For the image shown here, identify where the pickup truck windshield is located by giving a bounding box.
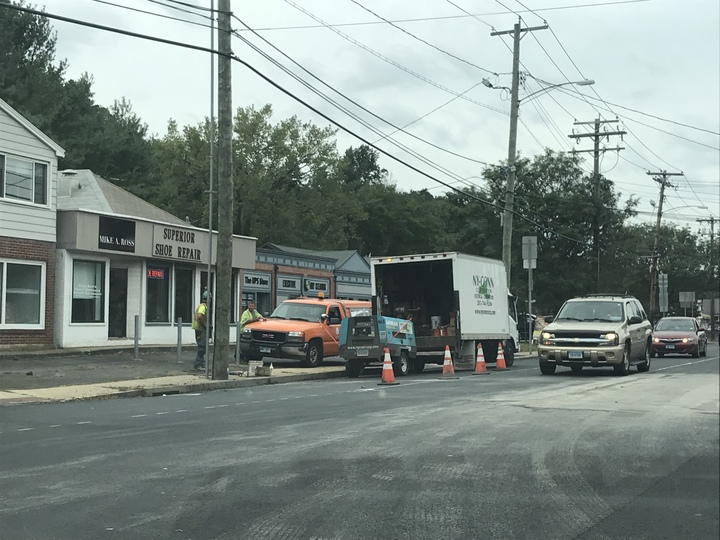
[270,302,327,322]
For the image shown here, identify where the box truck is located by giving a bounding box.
[371,252,519,372]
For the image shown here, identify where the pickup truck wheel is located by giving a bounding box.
[539,360,556,375]
[393,351,410,376]
[614,345,630,376]
[411,360,425,374]
[346,359,363,378]
[303,340,323,368]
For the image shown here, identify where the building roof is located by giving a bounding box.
[263,244,369,272]
[57,169,187,226]
[0,97,65,157]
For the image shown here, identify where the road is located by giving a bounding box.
[1,346,718,540]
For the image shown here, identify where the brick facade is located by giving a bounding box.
[0,236,55,347]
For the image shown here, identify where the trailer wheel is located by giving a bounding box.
[346,359,364,378]
[393,351,410,376]
[411,360,425,374]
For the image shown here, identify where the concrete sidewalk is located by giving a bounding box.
[0,345,535,405]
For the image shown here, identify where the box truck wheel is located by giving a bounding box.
[504,340,515,367]
[393,351,410,376]
[346,359,364,378]
[303,339,323,367]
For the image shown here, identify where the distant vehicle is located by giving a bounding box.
[651,317,708,358]
[339,315,417,377]
[239,298,371,367]
[537,294,652,376]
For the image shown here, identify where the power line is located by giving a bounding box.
[230,14,489,166]
[235,1,651,32]
[90,0,213,29]
[143,0,210,19]
[281,0,509,116]
[348,0,498,76]
[150,0,216,13]
[2,2,623,247]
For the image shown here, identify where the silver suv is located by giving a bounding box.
[537,294,652,376]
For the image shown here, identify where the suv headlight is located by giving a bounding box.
[600,332,619,345]
[287,331,305,342]
[541,332,554,340]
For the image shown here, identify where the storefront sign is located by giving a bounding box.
[277,275,301,292]
[152,225,202,262]
[305,279,329,293]
[243,272,271,291]
[98,216,136,253]
[147,268,166,279]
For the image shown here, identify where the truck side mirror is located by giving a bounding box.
[320,313,328,323]
[544,316,554,323]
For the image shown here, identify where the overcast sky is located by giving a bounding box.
[33,0,720,230]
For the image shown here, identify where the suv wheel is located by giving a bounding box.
[637,341,651,372]
[539,360,556,375]
[614,345,630,376]
[304,340,323,368]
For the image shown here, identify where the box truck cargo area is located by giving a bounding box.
[371,252,518,368]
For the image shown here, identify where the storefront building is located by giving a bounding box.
[0,98,65,348]
[55,170,256,348]
[244,244,371,315]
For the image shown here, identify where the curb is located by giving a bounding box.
[0,345,187,360]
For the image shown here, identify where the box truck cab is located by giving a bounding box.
[371,252,518,370]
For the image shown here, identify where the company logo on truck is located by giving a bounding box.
[473,275,494,299]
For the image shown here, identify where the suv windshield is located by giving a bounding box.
[269,302,326,322]
[555,300,624,323]
[655,319,694,332]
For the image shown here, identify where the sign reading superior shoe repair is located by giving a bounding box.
[152,225,203,262]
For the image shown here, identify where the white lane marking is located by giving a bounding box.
[654,356,719,372]
[252,400,262,404]
[77,421,92,425]
[217,404,229,408]
[175,410,188,413]
[131,414,147,418]
[49,425,62,428]
[293,396,303,399]
[156,412,169,415]
[308,394,319,398]
[265,399,276,403]
[205,406,217,409]
[18,428,33,432]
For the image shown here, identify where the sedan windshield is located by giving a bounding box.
[556,301,624,322]
[269,302,326,322]
[655,319,694,332]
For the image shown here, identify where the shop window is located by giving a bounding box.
[174,267,194,324]
[230,270,238,323]
[1,261,43,325]
[146,265,170,323]
[72,260,105,323]
[0,154,48,205]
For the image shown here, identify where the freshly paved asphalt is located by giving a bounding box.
[1,345,718,539]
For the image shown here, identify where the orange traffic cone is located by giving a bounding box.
[439,345,459,379]
[378,347,399,386]
[495,341,508,371]
[473,343,489,375]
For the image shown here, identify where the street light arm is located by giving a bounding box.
[521,79,595,104]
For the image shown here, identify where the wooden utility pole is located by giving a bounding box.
[213,0,233,380]
[697,216,717,341]
[568,119,625,292]
[646,171,683,321]
[491,20,547,285]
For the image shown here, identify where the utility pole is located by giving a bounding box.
[491,19,547,285]
[213,0,234,380]
[647,171,683,321]
[568,119,625,292]
[204,0,216,380]
[697,216,717,341]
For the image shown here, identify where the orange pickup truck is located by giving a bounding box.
[239,297,371,367]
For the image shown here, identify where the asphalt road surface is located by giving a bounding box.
[2,346,718,540]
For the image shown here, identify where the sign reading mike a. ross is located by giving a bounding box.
[98,216,136,253]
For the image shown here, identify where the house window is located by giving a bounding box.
[0,260,44,326]
[174,267,194,324]
[72,260,105,323]
[0,154,48,205]
[146,265,171,323]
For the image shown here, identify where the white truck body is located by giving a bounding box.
[371,252,519,366]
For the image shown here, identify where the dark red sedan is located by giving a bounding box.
[651,317,708,358]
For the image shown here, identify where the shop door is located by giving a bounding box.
[108,268,128,338]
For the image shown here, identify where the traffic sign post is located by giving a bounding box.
[522,236,537,350]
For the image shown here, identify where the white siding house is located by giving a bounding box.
[0,98,65,348]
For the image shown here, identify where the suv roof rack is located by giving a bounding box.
[576,293,634,298]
